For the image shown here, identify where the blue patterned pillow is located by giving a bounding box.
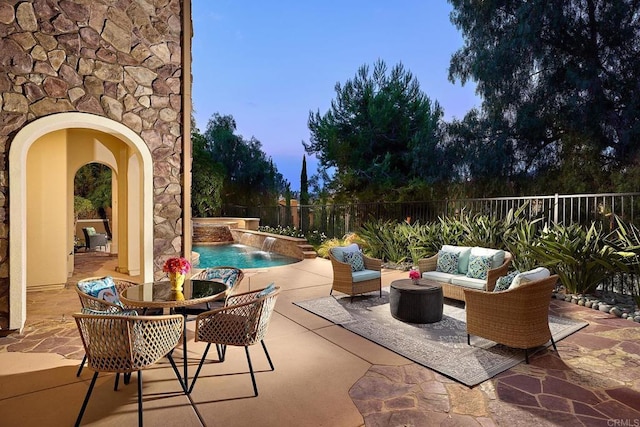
[77,276,123,307]
[343,251,365,272]
[466,255,492,280]
[256,283,277,298]
[204,268,241,289]
[436,250,459,274]
[494,271,520,292]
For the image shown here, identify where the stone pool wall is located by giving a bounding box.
[191,218,316,260]
[230,229,309,260]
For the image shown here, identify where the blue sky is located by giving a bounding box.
[191,1,479,191]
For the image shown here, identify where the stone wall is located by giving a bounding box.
[0,0,187,327]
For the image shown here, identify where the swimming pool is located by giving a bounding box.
[193,243,300,269]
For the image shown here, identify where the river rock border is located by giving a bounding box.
[552,290,640,322]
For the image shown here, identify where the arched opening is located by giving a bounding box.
[9,112,154,331]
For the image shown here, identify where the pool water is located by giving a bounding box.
[193,243,300,269]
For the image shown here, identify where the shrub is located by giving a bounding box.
[528,223,626,294]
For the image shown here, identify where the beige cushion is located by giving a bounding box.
[509,267,551,289]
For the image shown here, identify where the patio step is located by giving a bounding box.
[298,243,317,259]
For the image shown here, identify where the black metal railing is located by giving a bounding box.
[225,192,640,238]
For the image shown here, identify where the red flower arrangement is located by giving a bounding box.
[409,267,420,280]
[163,257,191,275]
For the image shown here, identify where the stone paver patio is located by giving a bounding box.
[0,251,639,426]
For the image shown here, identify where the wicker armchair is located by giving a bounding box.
[82,227,108,251]
[74,277,141,377]
[189,286,280,396]
[75,277,139,312]
[73,313,184,427]
[464,275,559,363]
[329,245,382,301]
[182,266,245,315]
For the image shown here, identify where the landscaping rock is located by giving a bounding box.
[598,304,612,313]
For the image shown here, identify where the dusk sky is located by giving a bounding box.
[191,1,480,191]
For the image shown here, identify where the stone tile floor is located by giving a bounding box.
[1,252,640,426]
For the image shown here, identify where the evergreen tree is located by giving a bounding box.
[300,155,310,232]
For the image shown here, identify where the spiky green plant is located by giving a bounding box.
[528,222,626,294]
[501,203,545,271]
[603,215,640,305]
[459,213,506,249]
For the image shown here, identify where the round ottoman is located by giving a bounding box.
[389,279,443,323]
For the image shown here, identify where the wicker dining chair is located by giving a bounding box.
[181,266,245,315]
[73,313,185,427]
[464,275,559,363]
[189,285,280,396]
[74,277,143,377]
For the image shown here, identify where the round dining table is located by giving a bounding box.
[120,279,228,392]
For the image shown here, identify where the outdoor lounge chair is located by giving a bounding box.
[329,244,382,301]
[82,227,108,251]
[464,274,559,363]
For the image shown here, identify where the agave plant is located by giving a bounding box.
[528,222,626,294]
[459,212,507,249]
[501,203,546,271]
[603,215,640,305]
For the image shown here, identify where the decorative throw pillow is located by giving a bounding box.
[343,250,365,272]
[77,276,123,307]
[494,271,520,292]
[85,227,96,236]
[509,267,551,289]
[436,250,459,274]
[256,283,277,298]
[204,268,240,289]
[466,255,492,280]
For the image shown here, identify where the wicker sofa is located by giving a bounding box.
[417,245,512,302]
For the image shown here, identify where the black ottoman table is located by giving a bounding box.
[389,279,443,323]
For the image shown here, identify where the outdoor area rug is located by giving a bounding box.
[294,288,588,387]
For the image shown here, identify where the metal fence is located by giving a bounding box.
[223,192,640,238]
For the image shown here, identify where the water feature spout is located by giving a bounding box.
[261,236,277,253]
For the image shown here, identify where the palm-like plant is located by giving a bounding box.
[603,215,640,305]
[528,222,626,294]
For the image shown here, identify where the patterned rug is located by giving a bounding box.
[295,288,588,387]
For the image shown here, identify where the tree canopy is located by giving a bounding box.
[191,122,224,217]
[201,113,287,208]
[448,0,640,193]
[305,60,445,201]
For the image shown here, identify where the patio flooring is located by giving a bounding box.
[0,251,639,426]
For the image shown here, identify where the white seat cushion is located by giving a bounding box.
[422,271,456,284]
[450,276,486,290]
[509,267,551,289]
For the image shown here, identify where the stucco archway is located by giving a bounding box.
[8,112,154,331]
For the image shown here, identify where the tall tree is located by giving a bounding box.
[191,123,224,217]
[204,113,286,207]
[305,60,445,201]
[300,155,310,231]
[448,0,640,190]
